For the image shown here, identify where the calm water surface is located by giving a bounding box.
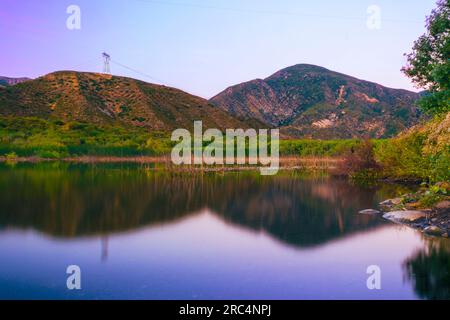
[0,163,449,300]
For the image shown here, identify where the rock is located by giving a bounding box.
[434,200,450,210]
[359,209,380,215]
[382,210,428,223]
[423,225,443,236]
[379,197,402,207]
[405,202,420,209]
[379,199,392,206]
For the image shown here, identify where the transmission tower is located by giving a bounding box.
[102,52,111,74]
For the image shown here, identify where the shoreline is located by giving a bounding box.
[363,187,450,238]
[0,156,432,183]
[0,155,343,171]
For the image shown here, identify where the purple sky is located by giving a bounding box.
[0,0,437,98]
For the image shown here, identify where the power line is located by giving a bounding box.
[132,0,423,24]
[110,59,174,86]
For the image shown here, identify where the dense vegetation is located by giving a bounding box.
[402,0,449,115]
[280,139,363,157]
[328,113,449,184]
[0,117,173,158]
[375,113,449,183]
[0,116,374,159]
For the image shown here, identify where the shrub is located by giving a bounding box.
[279,139,360,157]
[375,132,427,180]
[145,137,173,156]
[375,114,449,183]
[36,150,64,159]
[5,151,18,161]
[336,139,380,179]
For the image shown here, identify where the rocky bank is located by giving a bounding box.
[360,184,450,238]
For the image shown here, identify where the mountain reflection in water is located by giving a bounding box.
[0,163,449,299]
[0,163,408,247]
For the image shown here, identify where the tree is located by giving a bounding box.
[402,0,450,115]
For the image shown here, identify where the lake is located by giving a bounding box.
[0,163,449,300]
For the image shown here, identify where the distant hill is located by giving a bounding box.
[0,71,246,131]
[0,68,425,138]
[0,76,31,87]
[210,64,423,138]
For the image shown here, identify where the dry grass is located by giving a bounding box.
[0,155,343,172]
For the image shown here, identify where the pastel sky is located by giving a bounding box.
[0,0,437,98]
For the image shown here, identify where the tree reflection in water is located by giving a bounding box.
[404,236,450,300]
[0,163,415,248]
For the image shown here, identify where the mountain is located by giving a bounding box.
[210,64,423,138]
[0,76,31,87]
[0,71,246,131]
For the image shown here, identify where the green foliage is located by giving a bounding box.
[145,137,173,156]
[5,152,18,161]
[417,183,448,208]
[402,0,450,114]
[375,126,449,183]
[418,89,450,115]
[4,151,18,167]
[279,139,360,157]
[430,182,449,195]
[0,118,369,159]
[0,117,172,157]
[375,132,427,179]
